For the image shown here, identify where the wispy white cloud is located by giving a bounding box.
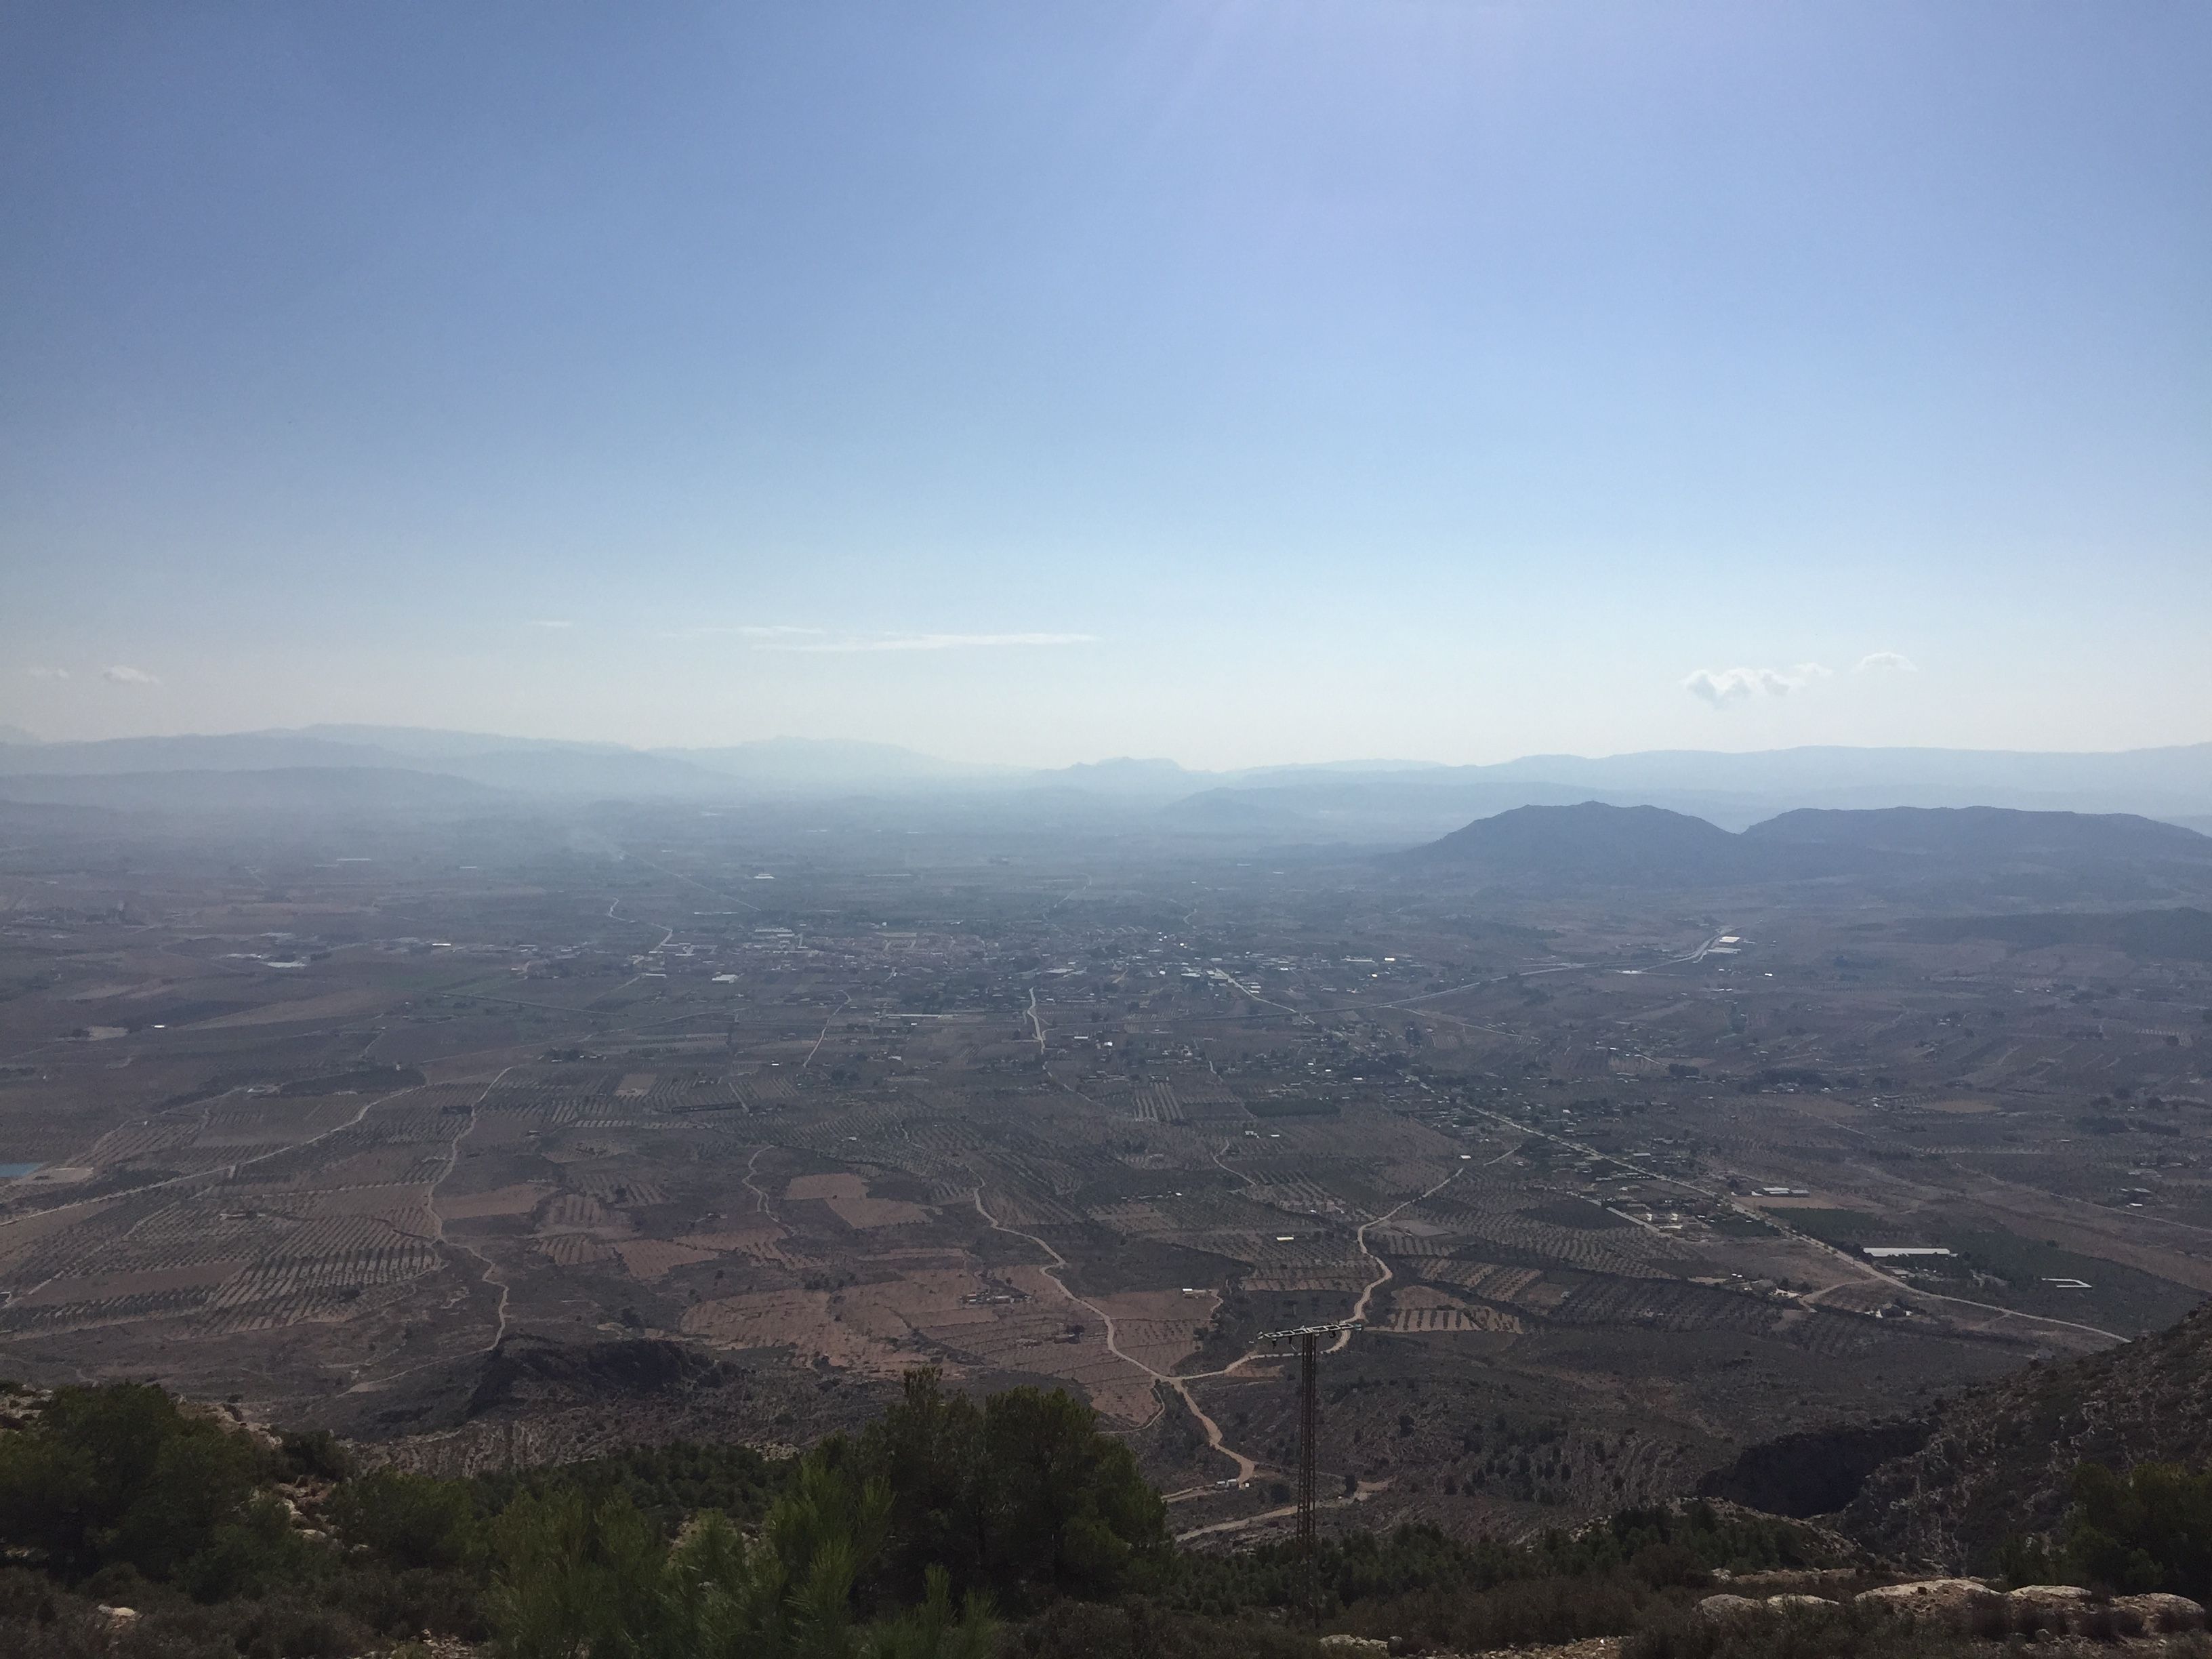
[24,666,69,680]
[1856,650,1917,673]
[101,665,160,686]
[1682,663,1830,705]
[764,631,1095,654]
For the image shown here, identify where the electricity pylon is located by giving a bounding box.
[1258,1319,1362,1622]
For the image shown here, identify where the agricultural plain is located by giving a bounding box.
[2,800,2208,1542]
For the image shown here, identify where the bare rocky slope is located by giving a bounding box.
[1832,1300,2212,1571]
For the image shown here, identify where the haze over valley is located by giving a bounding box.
[5,3,2211,1654]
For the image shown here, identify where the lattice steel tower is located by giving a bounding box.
[1258,1319,1361,1620]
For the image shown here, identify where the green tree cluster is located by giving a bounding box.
[2003,1461,2212,1601]
[0,1372,1882,1659]
[831,1368,1168,1611]
[0,1383,304,1598]
[476,1370,1164,1658]
[487,1454,993,1659]
[327,1467,480,1570]
[479,1372,1165,1658]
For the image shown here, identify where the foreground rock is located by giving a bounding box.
[1847,1577,2207,1637]
[1854,1578,1993,1626]
[2115,1593,2211,1633]
[1693,1593,1765,1622]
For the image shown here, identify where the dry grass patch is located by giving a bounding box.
[616,1239,720,1280]
[783,1172,930,1228]
[1093,1288,1217,1373]
[195,989,399,1027]
[12,1259,248,1306]
[682,1286,898,1371]
[539,1234,619,1267]
[1381,1284,1523,1333]
[541,1192,626,1233]
[678,1225,796,1264]
[438,1182,552,1220]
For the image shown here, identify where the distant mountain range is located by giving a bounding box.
[1160,743,2212,838]
[0,725,2207,840]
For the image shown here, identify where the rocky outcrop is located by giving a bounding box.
[1844,1578,2208,1637]
[1834,1300,2212,1571]
[1853,1578,1994,1628]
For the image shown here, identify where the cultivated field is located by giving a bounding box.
[1,802,2207,1539]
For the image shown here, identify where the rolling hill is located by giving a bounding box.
[1402,801,1742,884]
[1403,801,2212,890]
[1743,805,2212,865]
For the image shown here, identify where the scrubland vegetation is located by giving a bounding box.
[0,1372,2204,1658]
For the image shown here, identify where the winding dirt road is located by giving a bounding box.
[968,1185,1258,1477]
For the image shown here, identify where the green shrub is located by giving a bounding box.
[470,1438,781,1536]
[0,1385,273,1586]
[838,1368,1168,1612]
[485,1486,666,1659]
[2062,1460,2212,1600]
[278,1431,356,1483]
[329,1469,479,1571]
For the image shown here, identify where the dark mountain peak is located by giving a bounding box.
[1404,800,2212,895]
[1406,800,1737,884]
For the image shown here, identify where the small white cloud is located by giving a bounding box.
[1681,664,1829,705]
[24,666,69,680]
[102,665,160,686]
[1856,651,1917,673]
[525,619,575,630]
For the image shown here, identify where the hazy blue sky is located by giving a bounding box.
[4,2,2207,766]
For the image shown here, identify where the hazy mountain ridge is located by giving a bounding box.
[1403,800,2212,892]
[1745,804,2212,861]
[659,737,1015,785]
[1174,742,2212,836]
[0,765,511,815]
[1,727,2208,832]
